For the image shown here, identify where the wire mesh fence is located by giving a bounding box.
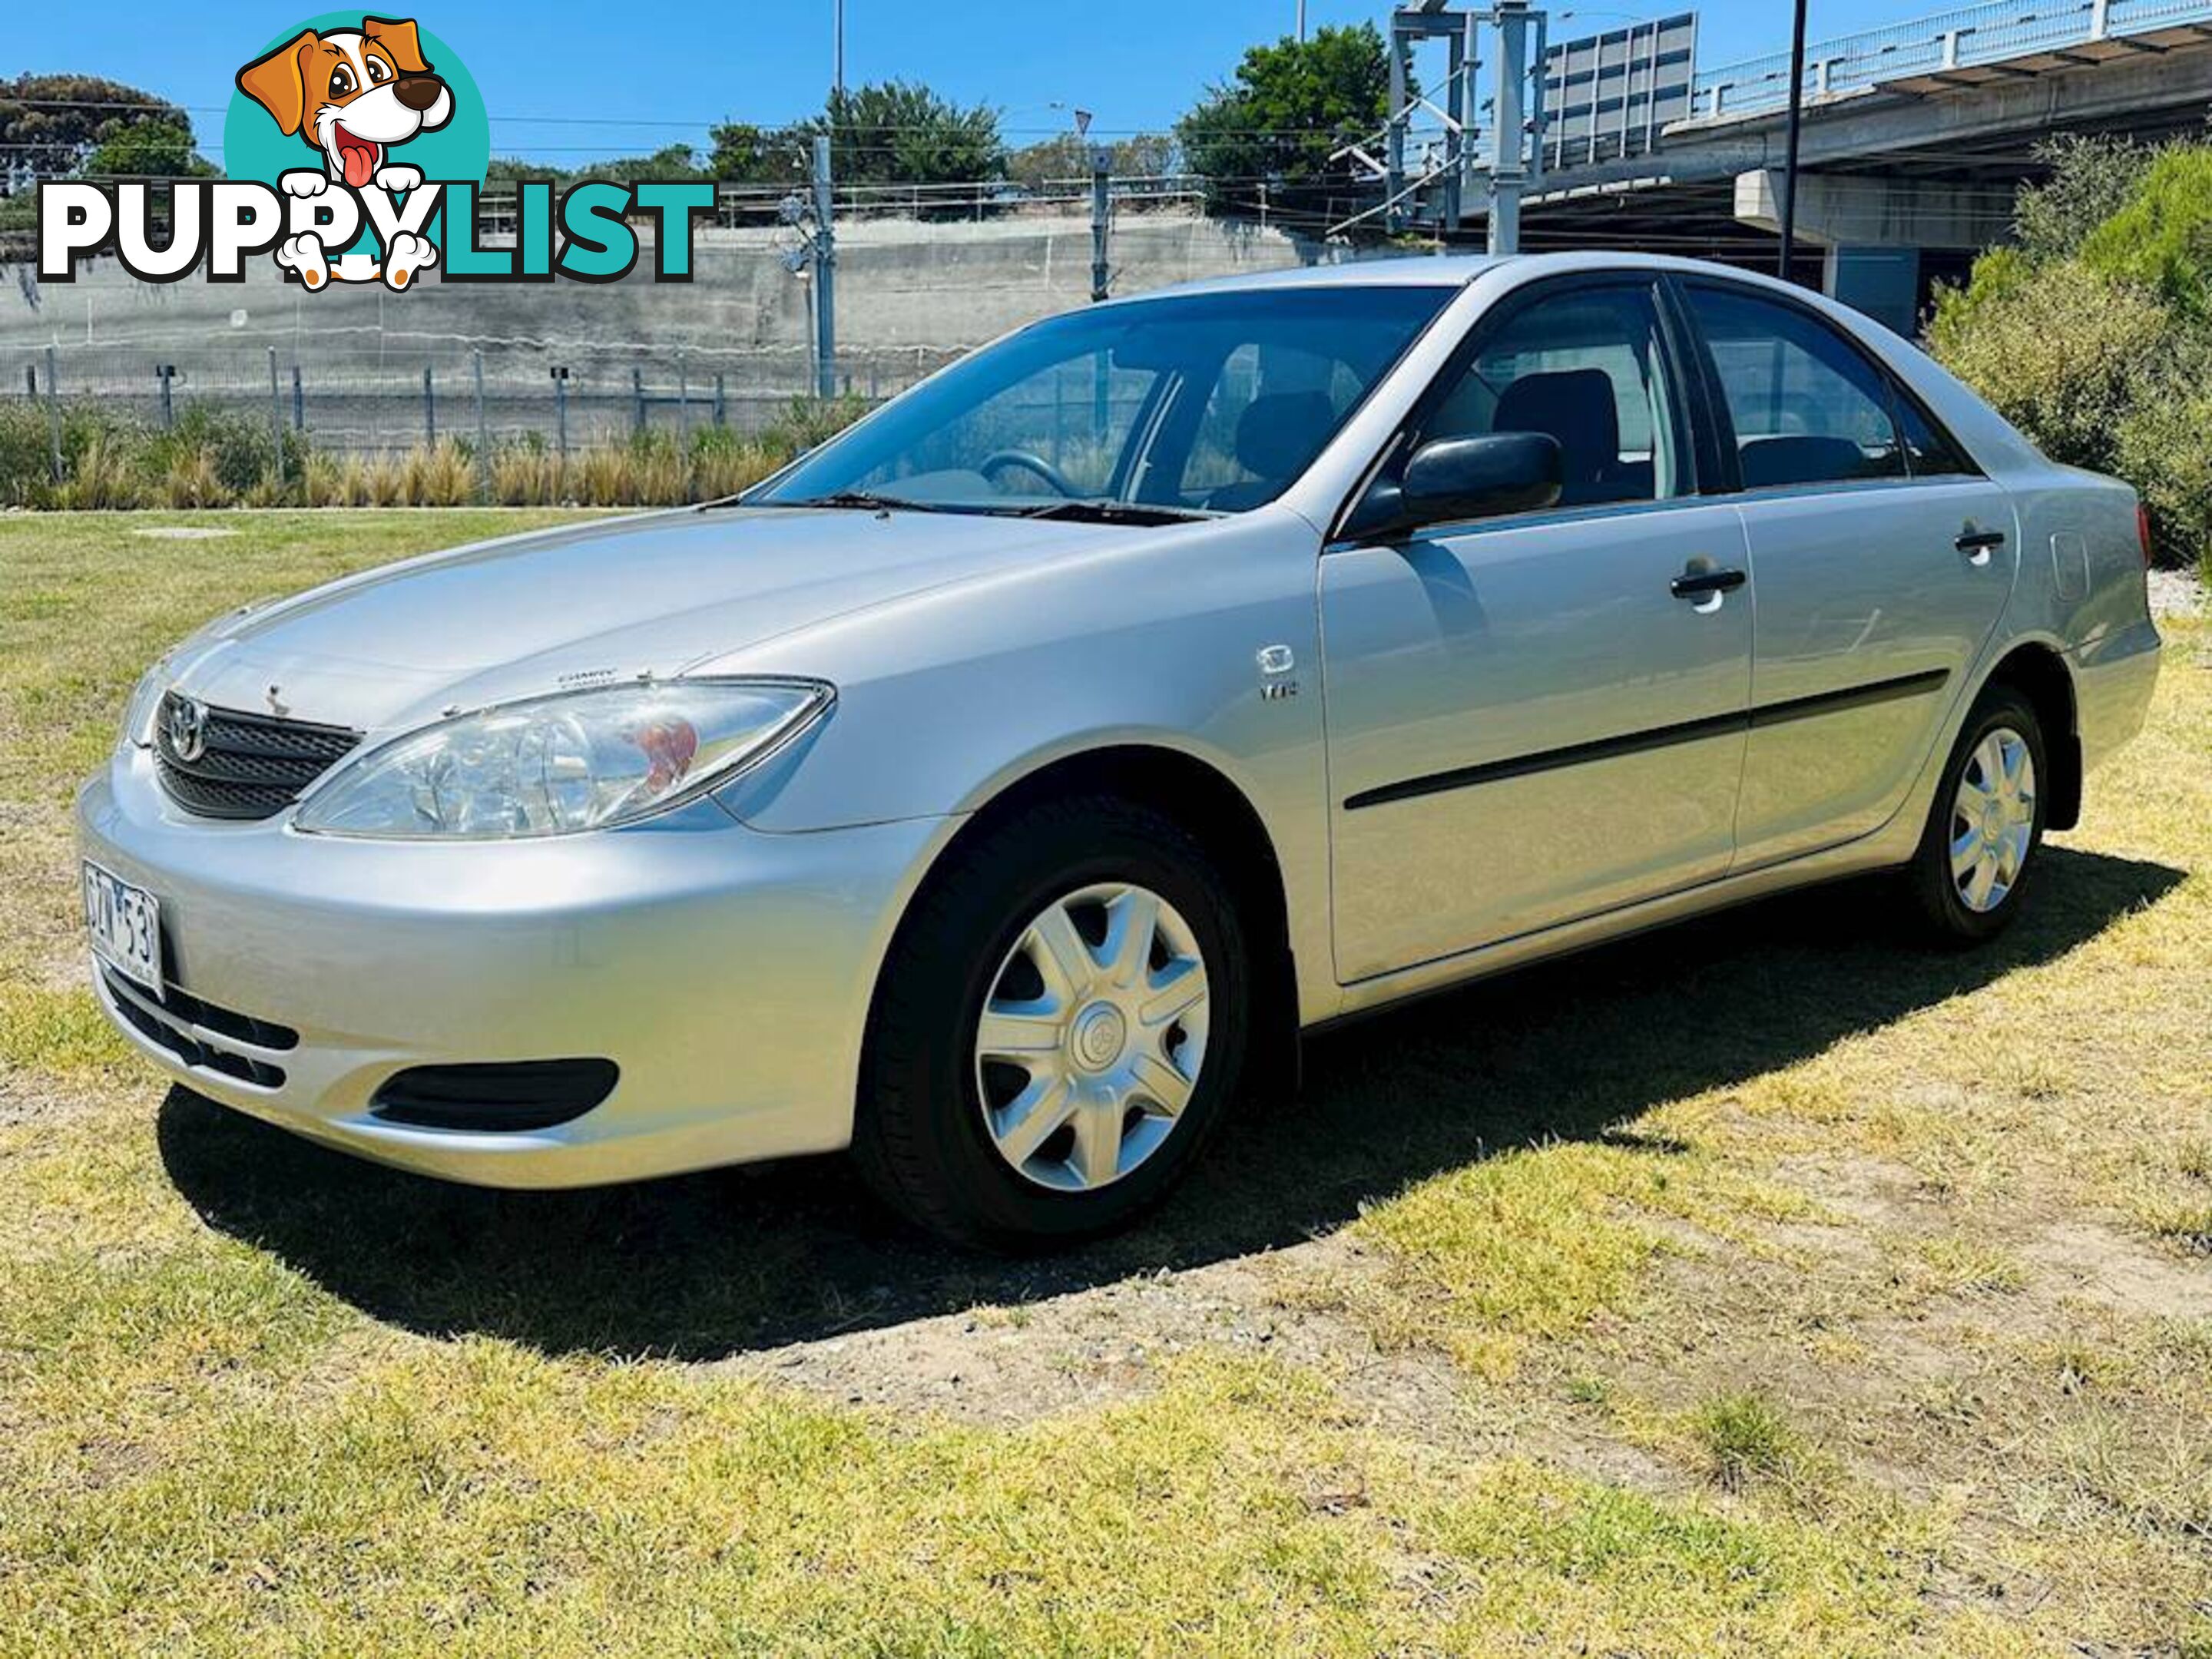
[4,336,946,463]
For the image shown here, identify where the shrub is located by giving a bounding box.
[364,453,409,508]
[399,439,478,507]
[0,392,872,512]
[58,433,144,509]
[303,451,346,508]
[691,424,785,499]
[0,401,56,506]
[489,437,563,506]
[1929,134,2212,567]
[143,404,283,500]
[1926,258,2170,481]
[761,392,873,455]
[2015,134,2154,263]
[2078,146,2212,315]
[161,444,224,509]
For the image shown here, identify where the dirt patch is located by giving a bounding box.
[717,1231,1482,1442]
[2022,1220,2212,1320]
[0,1070,103,1130]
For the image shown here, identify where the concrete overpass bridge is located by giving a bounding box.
[1514,0,2212,330]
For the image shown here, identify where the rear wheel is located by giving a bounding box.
[1906,684,2047,943]
[853,796,1253,1249]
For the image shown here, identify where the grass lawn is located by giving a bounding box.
[2,510,2208,1656]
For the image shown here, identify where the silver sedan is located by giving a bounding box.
[78,252,2163,1246]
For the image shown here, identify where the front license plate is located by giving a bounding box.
[82,861,162,997]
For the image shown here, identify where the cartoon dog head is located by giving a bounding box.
[237,17,454,190]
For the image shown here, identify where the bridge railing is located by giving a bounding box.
[1689,0,2212,120]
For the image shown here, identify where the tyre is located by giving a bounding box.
[853,794,1254,1249]
[1906,683,2048,944]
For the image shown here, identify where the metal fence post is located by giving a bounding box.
[266,347,284,485]
[472,349,489,497]
[1089,148,1112,303]
[631,366,645,437]
[677,348,689,457]
[157,364,176,431]
[713,373,726,428]
[423,365,436,446]
[813,133,837,400]
[44,346,63,485]
[551,366,569,459]
[290,366,304,432]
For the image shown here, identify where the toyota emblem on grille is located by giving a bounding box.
[165,697,209,763]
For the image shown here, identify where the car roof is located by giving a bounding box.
[1128,254,1509,302]
[1124,250,1836,305]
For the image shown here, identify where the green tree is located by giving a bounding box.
[821,81,1003,187]
[1,75,204,180]
[707,83,1002,198]
[485,156,562,183]
[79,118,214,178]
[706,121,810,187]
[1175,25,1397,223]
[486,144,707,187]
[1005,132,1177,194]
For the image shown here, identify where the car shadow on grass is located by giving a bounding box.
[161,846,2184,1362]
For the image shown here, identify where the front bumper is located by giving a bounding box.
[77,747,950,1187]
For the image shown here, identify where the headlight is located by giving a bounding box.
[120,661,173,751]
[293,677,833,840]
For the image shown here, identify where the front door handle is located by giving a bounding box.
[1670,568,1747,599]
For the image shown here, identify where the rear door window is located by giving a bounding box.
[1683,284,1906,489]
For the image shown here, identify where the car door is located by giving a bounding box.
[1320,276,1754,983]
[1674,280,2018,869]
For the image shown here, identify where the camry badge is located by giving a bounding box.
[165,696,209,763]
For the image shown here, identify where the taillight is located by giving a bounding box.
[2137,504,2154,568]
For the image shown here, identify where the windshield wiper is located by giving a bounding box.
[1016,499,1217,526]
[740,489,973,515]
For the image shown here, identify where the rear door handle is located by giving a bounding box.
[1955,528,2006,561]
[1670,568,1747,598]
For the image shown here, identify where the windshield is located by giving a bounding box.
[751,286,1455,518]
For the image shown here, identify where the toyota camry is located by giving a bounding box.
[79,252,2162,1246]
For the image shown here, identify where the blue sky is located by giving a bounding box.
[12,0,1922,167]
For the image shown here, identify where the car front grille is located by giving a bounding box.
[154,693,363,821]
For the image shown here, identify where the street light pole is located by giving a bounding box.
[1776,0,1809,282]
[833,0,845,105]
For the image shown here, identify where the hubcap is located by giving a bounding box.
[1949,725,2036,914]
[974,881,1210,1192]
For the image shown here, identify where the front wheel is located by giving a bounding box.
[1905,684,2048,943]
[853,796,1254,1249]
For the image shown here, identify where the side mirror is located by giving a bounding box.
[1344,431,1564,543]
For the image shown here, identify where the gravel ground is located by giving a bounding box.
[2149,565,2206,618]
